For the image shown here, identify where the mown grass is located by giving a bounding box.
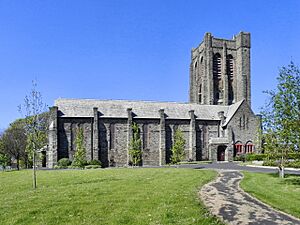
[241,172,300,218]
[0,168,222,225]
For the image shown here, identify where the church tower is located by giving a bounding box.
[189,32,251,106]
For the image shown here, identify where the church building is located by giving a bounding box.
[47,32,261,168]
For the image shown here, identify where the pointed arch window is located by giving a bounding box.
[234,141,243,155]
[110,123,115,150]
[227,55,234,104]
[198,84,202,104]
[245,141,254,153]
[213,53,222,104]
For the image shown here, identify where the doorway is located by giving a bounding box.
[217,146,226,161]
[41,151,47,167]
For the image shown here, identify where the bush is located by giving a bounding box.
[245,154,267,161]
[234,154,246,162]
[88,159,101,166]
[54,165,63,169]
[235,153,300,162]
[171,129,186,164]
[85,165,101,169]
[286,160,300,168]
[57,158,72,168]
[262,160,277,167]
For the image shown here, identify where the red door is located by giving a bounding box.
[217,146,226,161]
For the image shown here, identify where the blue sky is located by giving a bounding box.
[0,0,300,129]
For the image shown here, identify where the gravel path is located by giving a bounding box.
[200,170,300,225]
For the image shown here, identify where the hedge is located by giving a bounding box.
[234,153,300,162]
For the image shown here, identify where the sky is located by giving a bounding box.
[0,0,300,130]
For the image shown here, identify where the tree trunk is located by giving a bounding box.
[33,151,37,189]
[278,153,285,178]
[279,166,285,178]
[16,155,20,171]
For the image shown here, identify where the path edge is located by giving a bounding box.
[198,170,227,224]
[237,171,300,223]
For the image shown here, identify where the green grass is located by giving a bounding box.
[241,172,300,218]
[0,168,222,225]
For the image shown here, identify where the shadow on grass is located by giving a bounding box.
[266,173,300,186]
[282,174,300,186]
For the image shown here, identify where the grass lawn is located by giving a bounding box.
[0,168,222,225]
[241,172,300,218]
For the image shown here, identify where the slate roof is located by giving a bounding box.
[55,98,244,122]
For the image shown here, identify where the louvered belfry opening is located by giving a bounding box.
[227,55,234,104]
[213,53,222,105]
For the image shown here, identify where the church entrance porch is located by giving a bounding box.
[208,138,233,162]
[217,146,226,161]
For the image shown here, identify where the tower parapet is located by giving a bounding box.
[189,32,251,107]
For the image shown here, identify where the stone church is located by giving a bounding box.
[47,32,261,168]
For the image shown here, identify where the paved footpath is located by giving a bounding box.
[200,170,300,225]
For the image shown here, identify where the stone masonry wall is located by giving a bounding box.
[55,116,218,167]
[227,101,260,152]
[57,117,93,161]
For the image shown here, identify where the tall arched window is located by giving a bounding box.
[198,56,204,104]
[213,53,222,104]
[198,84,202,104]
[227,55,234,104]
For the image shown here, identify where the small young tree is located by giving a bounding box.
[71,128,86,168]
[171,129,186,164]
[19,81,48,188]
[129,123,142,166]
[261,62,300,178]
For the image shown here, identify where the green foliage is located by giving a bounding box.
[171,129,186,164]
[0,137,9,170]
[88,159,102,166]
[0,152,9,170]
[84,165,101,169]
[242,153,300,161]
[286,160,300,168]
[0,120,27,170]
[234,154,246,162]
[129,123,142,166]
[71,128,87,168]
[53,165,62,169]
[261,62,300,174]
[57,158,72,168]
[262,160,277,167]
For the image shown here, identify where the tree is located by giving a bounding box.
[0,137,10,171]
[1,120,27,170]
[171,129,186,164]
[129,123,142,166]
[261,62,300,178]
[71,128,87,168]
[19,81,48,188]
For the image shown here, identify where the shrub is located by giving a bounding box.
[234,154,246,162]
[171,129,186,164]
[245,154,266,161]
[57,158,72,168]
[54,165,63,169]
[236,153,300,162]
[85,165,101,169]
[262,160,277,167]
[129,123,142,166]
[71,128,87,168]
[286,160,300,168]
[88,159,101,166]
